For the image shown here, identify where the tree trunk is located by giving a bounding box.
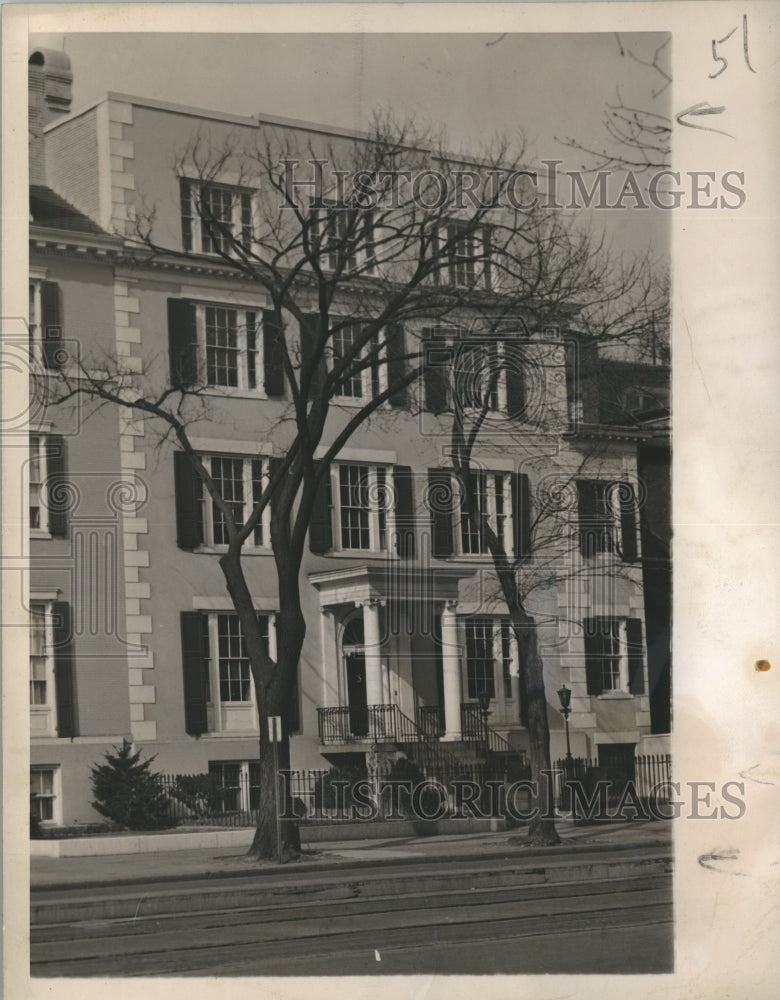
[219,550,304,862]
[517,623,560,846]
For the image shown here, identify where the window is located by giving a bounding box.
[424,331,524,418]
[583,616,645,696]
[310,202,375,273]
[199,305,259,391]
[29,436,47,532]
[204,455,269,547]
[180,180,252,255]
[334,464,392,552]
[457,471,512,555]
[30,602,56,735]
[464,619,517,703]
[29,278,64,371]
[330,322,386,402]
[208,760,261,812]
[576,479,638,562]
[199,612,271,732]
[28,435,67,537]
[30,767,58,823]
[453,341,505,413]
[442,222,492,290]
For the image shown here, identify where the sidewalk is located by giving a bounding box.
[31,819,672,890]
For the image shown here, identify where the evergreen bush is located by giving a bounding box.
[90,740,176,830]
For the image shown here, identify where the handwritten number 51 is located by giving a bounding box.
[709,14,757,78]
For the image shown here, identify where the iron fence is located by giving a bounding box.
[553,753,673,815]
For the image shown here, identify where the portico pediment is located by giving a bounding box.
[309,563,475,609]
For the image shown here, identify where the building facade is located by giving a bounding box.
[28,49,668,827]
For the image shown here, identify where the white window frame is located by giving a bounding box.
[579,480,629,558]
[310,201,375,274]
[455,470,513,556]
[443,222,492,290]
[331,463,395,553]
[29,276,44,366]
[207,759,261,812]
[30,600,57,736]
[180,179,254,256]
[30,765,62,825]
[202,454,271,549]
[330,321,387,405]
[194,303,264,395]
[29,434,49,536]
[453,340,507,414]
[597,618,631,694]
[202,611,276,734]
[463,618,519,716]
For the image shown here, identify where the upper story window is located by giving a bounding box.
[453,341,506,413]
[174,450,271,551]
[576,479,639,562]
[457,470,513,556]
[29,278,65,372]
[30,601,56,735]
[202,305,258,390]
[310,202,375,274]
[29,434,67,538]
[330,322,388,403]
[583,616,645,696]
[423,330,525,419]
[438,222,492,290]
[335,464,392,552]
[180,180,253,255]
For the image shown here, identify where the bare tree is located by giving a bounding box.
[40,112,663,858]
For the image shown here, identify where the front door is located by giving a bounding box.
[346,652,368,737]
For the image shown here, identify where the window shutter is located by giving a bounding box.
[180,611,208,736]
[576,480,601,557]
[309,461,332,554]
[370,331,381,400]
[45,435,68,537]
[267,456,282,519]
[40,282,64,371]
[262,310,285,397]
[619,484,639,563]
[482,227,493,291]
[428,468,454,557]
[393,465,415,558]
[583,619,604,696]
[626,618,645,694]
[423,328,449,413]
[301,313,327,397]
[505,342,526,420]
[174,451,204,549]
[511,472,532,558]
[387,323,407,408]
[52,600,77,737]
[167,298,198,387]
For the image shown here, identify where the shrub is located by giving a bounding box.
[90,740,176,830]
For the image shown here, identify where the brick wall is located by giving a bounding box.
[46,111,100,222]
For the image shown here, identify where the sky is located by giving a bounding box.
[31,31,671,258]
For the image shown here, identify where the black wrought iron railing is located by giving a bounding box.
[460,703,515,755]
[417,704,445,737]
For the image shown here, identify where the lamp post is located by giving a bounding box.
[557,684,573,761]
[477,688,491,752]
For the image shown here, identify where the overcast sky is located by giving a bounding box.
[31,31,670,257]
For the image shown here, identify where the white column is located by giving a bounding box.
[440,600,462,740]
[510,631,521,708]
[361,599,385,707]
[268,613,278,663]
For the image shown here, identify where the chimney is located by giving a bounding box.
[29,49,72,186]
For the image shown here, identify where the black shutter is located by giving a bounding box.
[576,480,601,557]
[174,451,204,549]
[52,600,77,737]
[511,472,532,559]
[387,323,407,408]
[505,341,526,420]
[301,313,326,397]
[268,456,283,518]
[167,298,198,387]
[626,618,645,694]
[393,465,415,558]
[619,484,639,563]
[309,461,332,553]
[482,227,493,291]
[180,611,208,736]
[370,330,381,400]
[583,619,604,696]
[423,328,449,413]
[45,435,68,537]
[262,310,285,396]
[428,468,454,557]
[40,282,64,371]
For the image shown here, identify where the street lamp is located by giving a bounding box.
[557,684,573,761]
[477,688,491,751]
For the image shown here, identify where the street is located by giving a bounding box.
[31,843,673,975]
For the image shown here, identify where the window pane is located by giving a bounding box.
[333,324,363,398]
[339,465,370,549]
[210,456,244,543]
[217,614,251,702]
[466,619,496,699]
[205,307,240,387]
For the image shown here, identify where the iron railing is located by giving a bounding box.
[460,703,515,755]
[553,754,673,813]
[417,704,444,738]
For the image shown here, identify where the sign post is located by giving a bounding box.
[268,715,283,864]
